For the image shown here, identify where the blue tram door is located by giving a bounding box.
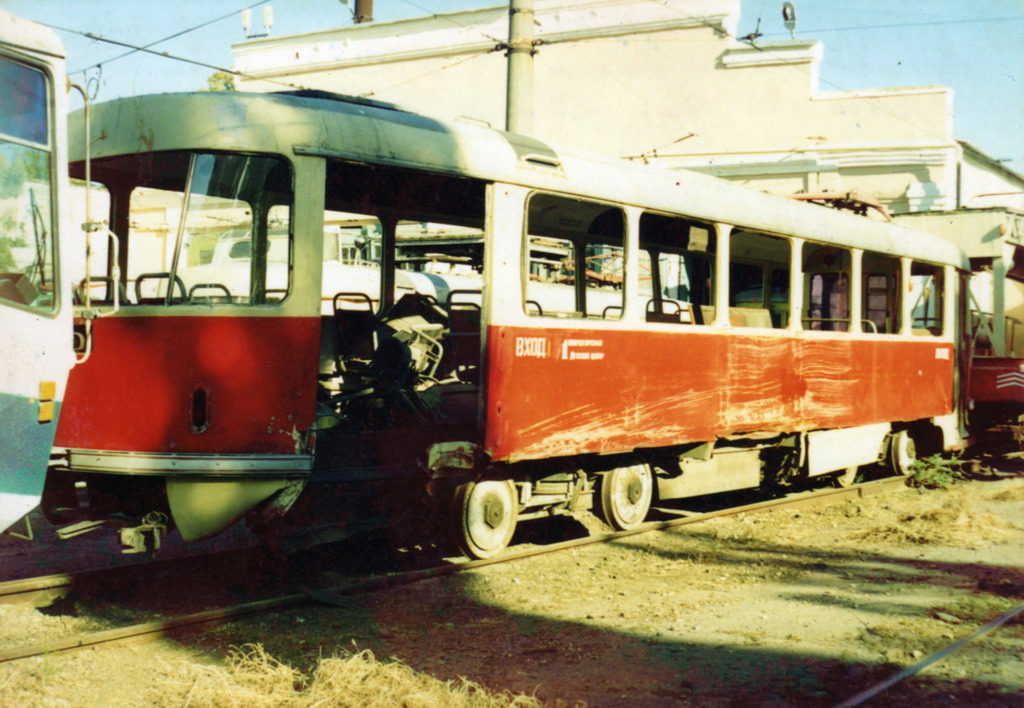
[0,13,75,534]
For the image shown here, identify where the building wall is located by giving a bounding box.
[233,0,1020,215]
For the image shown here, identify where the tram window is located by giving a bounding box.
[324,159,486,315]
[524,193,624,319]
[729,231,790,329]
[0,58,56,312]
[323,210,383,314]
[862,253,901,334]
[67,179,114,304]
[639,212,714,324]
[0,57,47,144]
[803,243,851,332]
[525,235,577,316]
[395,220,484,308]
[911,262,944,336]
[79,151,294,306]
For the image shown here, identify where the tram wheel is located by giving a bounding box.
[451,479,518,559]
[888,430,917,476]
[833,466,859,488]
[598,463,653,530]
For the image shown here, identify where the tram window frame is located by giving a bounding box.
[638,211,715,325]
[862,252,901,335]
[729,231,791,329]
[75,151,295,308]
[394,219,484,307]
[523,193,626,320]
[324,158,487,316]
[68,179,114,304]
[0,56,58,314]
[322,210,384,314]
[803,243,852,333]
[910,261,945,336]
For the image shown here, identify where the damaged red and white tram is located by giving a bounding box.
[45,90,970,558]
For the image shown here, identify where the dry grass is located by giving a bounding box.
[177,644,543,708]
[848,490,1018,547]
[984,484,1024,502]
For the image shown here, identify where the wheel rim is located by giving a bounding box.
[890,431,917,476]
[600,463,653,530]
[454,480,517,559]
[834,466,858,488]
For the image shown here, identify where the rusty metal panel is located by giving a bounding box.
[55,315,321,455]
[484,325,954,462]
[969,356,1024,403]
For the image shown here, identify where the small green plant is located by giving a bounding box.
[906,454,968,489]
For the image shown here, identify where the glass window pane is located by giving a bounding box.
[803,244,850,332]
[730,231,789,328]
[524,193,624,319]
[585,242,624,320]
[395,220,483,308]
[0,141,54,310]
[911,262,944,336]
[525,234,577,317]
[111,152,293,306]
[0,58,54,311]
[639,212,715,325]
[0,58,47,145]
[862,253,901,334]
[323,210,383,314]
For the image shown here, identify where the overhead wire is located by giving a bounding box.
[41,21,313,93]
[360,49,498,99]
[779,15,1024,35]
[53,0,508,104]
[391,0,506,45]
[68,0,272,76]
[37,1,1020,164]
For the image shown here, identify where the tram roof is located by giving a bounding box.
[0,10,65,59]
[71,90,967,269]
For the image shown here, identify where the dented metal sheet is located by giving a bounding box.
[485,325,955,462]
[56,316,321,455]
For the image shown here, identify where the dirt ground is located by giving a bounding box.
[1,461,1023,707]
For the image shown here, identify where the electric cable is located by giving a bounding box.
[69,0,273,76]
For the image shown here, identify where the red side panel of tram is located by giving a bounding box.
[55,316,321,454]
[969,357,1024,404]
[485,326,955,462]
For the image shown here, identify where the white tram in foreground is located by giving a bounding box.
[43,89,970,557]
[0,11,76,536]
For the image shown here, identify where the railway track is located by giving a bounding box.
[0,476,908,664]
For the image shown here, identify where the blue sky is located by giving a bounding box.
[3,0,1022,173]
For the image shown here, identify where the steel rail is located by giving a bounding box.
[833,602,1024,707]
[0,545,261,608]
[0,572,75,605]
[0,476,906,664]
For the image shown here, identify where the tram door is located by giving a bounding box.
[0,15,75,533]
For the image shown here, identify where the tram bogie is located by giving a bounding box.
[37,89,972,558]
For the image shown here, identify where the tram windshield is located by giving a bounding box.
[76,151,293,306]
[0,56,55,312]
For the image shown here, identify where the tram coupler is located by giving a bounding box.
[119,512,168,555]
[56,519,106,540]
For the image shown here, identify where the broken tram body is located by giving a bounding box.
[43,89,970,558]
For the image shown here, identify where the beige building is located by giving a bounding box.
[232,0,1023,215]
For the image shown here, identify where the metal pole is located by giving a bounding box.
[505,0,534,134]
[354,0,373,24]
